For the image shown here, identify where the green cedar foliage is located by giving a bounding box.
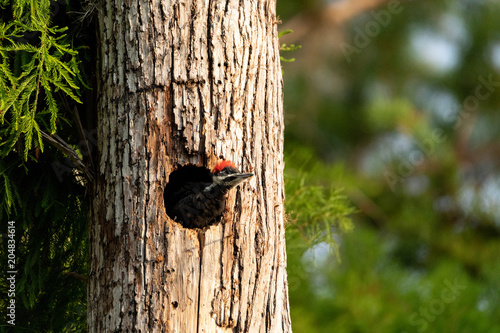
[0,0,90,331]
[0,0,84,160]
[285,151,354,263]
[284,149,355,314]
[279,29,302,63]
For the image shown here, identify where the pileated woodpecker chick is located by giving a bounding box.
[164,160,253,228]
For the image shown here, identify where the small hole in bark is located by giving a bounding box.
[172,301,179,308]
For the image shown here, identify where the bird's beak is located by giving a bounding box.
[237,173,254,179]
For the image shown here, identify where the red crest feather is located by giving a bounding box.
[213,160,236,173]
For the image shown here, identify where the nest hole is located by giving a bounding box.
[164,164,216,228]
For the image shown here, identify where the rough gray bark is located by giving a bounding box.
[88,0,291,331]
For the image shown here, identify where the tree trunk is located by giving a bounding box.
[88,0,291,332]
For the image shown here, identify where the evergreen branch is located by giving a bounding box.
[52,80,82,103]
[2,173,14,213]
[278,29,294,38]
[40,130,93,183]
[0,42,38,53]
[63,271,88,284]
[71,105,94,170]
[0,7,85,159]
[278,30,301,64]
[33,119,44,153]
[0,54,17,86]
[39,75,58,132]
[2,72,36,115]
[20,103,39,159]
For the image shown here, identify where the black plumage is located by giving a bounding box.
[164,163,253,228]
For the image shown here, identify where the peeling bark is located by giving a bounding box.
[89,0,291,331]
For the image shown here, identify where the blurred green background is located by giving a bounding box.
[279,0,500,332]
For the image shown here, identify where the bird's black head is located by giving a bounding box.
[213,161,253,188]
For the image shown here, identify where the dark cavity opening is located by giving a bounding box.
[164,164,217,229]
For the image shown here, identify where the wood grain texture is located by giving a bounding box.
[89,0,291,331]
